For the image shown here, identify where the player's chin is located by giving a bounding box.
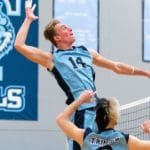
[72,38,75,43]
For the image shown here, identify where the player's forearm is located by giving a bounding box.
[132,67,150,77]
[114,63,150,77]
[14,18,32,49]
[56,100,81,131]
[114,63,134,75]
[58,99,82,121]
[56,91,95,134]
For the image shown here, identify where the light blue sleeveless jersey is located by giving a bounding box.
[50,46,97,110]
[82,128,129,150]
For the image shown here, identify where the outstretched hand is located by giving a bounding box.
[78,90,96,104]
[141,120,150,134]
[145,71,150,78]
[25,0,38,21]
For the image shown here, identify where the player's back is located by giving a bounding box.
[82,128,129,150]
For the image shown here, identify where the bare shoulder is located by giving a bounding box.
[87,48,98,56]
[30,47,54,69]
[44,50,54,70]
[87,48,103,59]
[87,48,104,65]
[128,135,145,150]
[46,50,53,59]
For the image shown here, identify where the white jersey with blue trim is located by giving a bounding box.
[82,128,129,150]
[50,46,97,110]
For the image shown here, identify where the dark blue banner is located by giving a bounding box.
[0,0,38,120]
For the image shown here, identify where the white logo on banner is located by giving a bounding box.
[0,86,25,112]
[4,0,21,16]
[0,1,25,112]
[0,2,15,60]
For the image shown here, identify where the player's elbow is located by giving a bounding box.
[14,44,20,51]
[14,41,24,51]
[56,113,68,128]
[56,113,63,126]
[113,62,123,74]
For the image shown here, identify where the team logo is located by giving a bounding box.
[0,1,25,112]
[0,2,15,60]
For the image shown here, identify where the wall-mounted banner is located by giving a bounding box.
[0,0,38,120]
[143,0,150,62]
[53,0,99,52]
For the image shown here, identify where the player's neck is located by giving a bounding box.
[57,43,73,50]
[106,123,115,129]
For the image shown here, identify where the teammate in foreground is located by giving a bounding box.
[56,90,150,150]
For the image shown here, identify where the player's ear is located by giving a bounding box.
[54,35,61,42]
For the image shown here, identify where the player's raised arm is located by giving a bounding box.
[89,49,150,78]
[56,91,96,146]
[14,0,53,69]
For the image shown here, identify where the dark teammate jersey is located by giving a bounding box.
[49,46,97,110]
[82,128,129,150]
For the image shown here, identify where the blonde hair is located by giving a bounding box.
[95,97,120,130]
[108,97,120,126]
